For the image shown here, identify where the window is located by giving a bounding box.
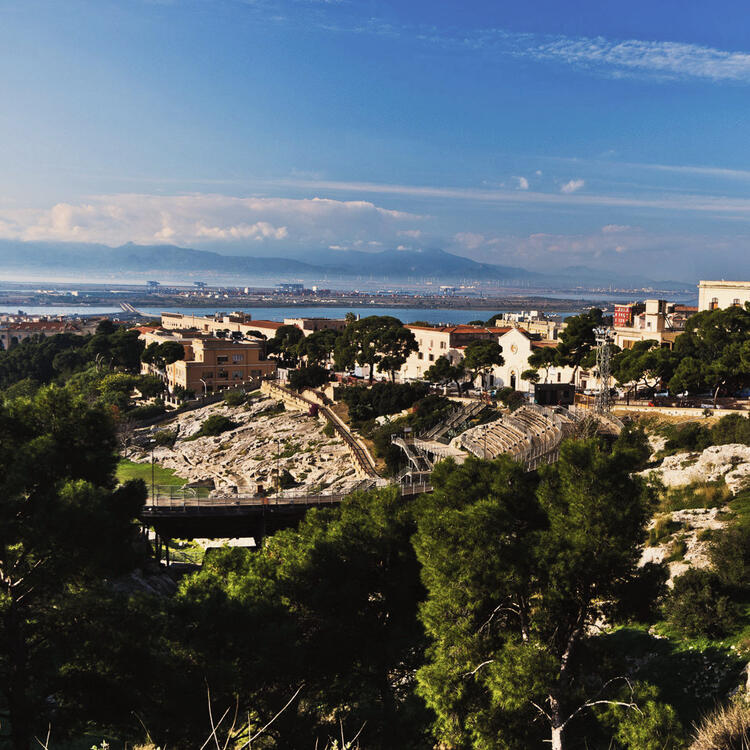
[440,341,446,349]
[217,355,229,364]
[218,370,228,379]
[202,371,214,379]
[734,298,741,306]
[429,354,434,361]
[557,372,561,382]
[711,298,719,310]
[233,371,243,379]
[418,352,423,360]
[232,353,244,362]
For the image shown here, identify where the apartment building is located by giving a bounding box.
[160,311,337,339]
[0,319,83,349]
[698,280,750,311]
[613,299,684,350]
[399,324,510,381]
[283,317,347,335]
[165,338,276,395]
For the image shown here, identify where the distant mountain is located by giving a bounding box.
[0,241,541,282]
[0,239,693,290]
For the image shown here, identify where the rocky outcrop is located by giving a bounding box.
[643,444,750,495]
[127,395,361,495]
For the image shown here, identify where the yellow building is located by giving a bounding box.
[166,338,276,395]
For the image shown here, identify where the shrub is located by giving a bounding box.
[496,386,525,412]
[649,516,680,546]
[338,382,429,425]
[689,700,750,749]
[187,414,239,440]
[127,401,166,421]
[710,413,750,446]
[666,536,687,562]
[709,522,750,591]
[665,569,740,639]
[662,421,711,454]
[153,429,177,447]
[288,365,330,392]
[222,390,247,407]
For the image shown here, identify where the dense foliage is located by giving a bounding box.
[338,381,429,425]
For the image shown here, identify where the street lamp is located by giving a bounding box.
[148,438,156,500]
[276,438,282,494]
[199,378,208,400]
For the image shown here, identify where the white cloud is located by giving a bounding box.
[0,193,424,250]
[601,224,632,233]
[516,176,529,190]
[560,179,585,194]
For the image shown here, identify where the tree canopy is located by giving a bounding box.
[424,354,466,392]
[334,316,417,383]
[414,431,660,750]
[462,339,504,387]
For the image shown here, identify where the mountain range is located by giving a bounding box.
[0,239,694,291]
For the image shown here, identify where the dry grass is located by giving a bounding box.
[690,700,750,749]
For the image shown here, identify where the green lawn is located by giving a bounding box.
[117,459,188,487]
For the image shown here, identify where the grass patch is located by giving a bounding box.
[667,536,688,562]
[117,459,188,487]
[649,516,682,546]
[660,481,732,512]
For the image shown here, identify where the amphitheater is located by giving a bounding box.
[456,404,581,469]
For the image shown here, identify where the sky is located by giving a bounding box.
[2,0,750,282]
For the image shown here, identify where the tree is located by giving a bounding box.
[424,355,466,392]
[288,364,330,392]
[414,434,654,750]
[296,329,339,365]
[0,386,146,749]
[612,340,674,401]
[527,345,558,383]
[269,325,305,364]
[521,368,540,384]
[172,487,429,748]
[462,339,504,388]
[550,308,604,383]
[666,305,750,405]
[335,316,417,384]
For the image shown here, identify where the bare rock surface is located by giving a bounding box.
[127,395,362,495]
[640,507,725,585]
[642,443,750,495]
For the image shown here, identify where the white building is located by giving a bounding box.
[487,328,578,393]
[698,281,750,312]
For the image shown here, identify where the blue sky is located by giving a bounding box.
[2,0,750,281]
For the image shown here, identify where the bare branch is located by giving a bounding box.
[463,659,495,678]
[240,683,304,749]
[530,700,552,722]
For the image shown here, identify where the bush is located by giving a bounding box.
[338,382,429,425]
[153,429,177,447]
[127,401,166,421]
[709,523,750,591]
[288,365,330,392]
[665,569,740,639]
[322,422,335,438]
[710,413,750,446]
[187,414,239,440]
[662,421,711,454]
[689,700,750,749]
[497,386,525,412]
[222,390,247,407]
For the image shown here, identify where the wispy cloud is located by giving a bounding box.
[272,177,750,218]
[262,0,750,85]
[560,179,584,194]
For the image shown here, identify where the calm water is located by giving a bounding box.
[2,304,581,325]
